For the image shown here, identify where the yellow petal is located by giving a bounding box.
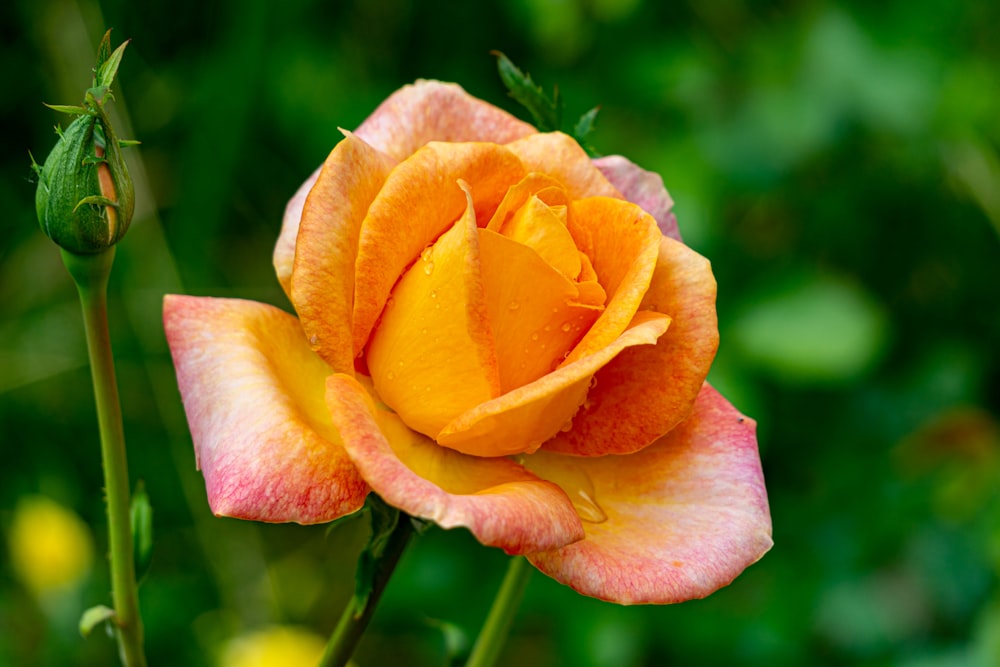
[367,185,501,438]
[543,236,718,455]
[501,196,580,280]
[479,228,602,393]
[485,172,567,232]
[163,295,368,523]
[353,142,526,354]
[563,197,662,366]
[290,132,398,372]
[326,374,585,554]
[437,312,670,457]
[505,132,621,200]
[593,154,681,241]
[355,80,537,161]
[526,385,772,604]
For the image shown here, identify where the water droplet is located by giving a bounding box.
[560,322,572,332]
[561,466,608,524]
[423,262,435,275]
[308,334,318,346]
[397,360,405,367]
[530,333,539,341]
[420,328,428,335]
[420,247,434,262]
[430,290,437,299]
[508,301,520,311]
[386,371,396,381]
[543,325,551,332]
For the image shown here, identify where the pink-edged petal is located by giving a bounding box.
[543,235,718,456]
[526,384,772,604]
[593,155,681,242]
[291,132,398,373]
[274,166,321,298]
[163,295,368,523]
[355,80,537,161]
[326,373,584,554]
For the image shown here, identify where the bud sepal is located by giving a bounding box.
[33,31,136,255]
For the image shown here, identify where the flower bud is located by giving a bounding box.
[32,31,135,255]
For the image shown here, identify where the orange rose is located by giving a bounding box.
[164,81,771,603]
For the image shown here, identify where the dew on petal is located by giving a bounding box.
[308,334,318,346]
[423,262,435,276]
[559,465,608,524]
[508,301,520,311]
[560,322,572,333]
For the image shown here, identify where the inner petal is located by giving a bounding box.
[367,184,500,438]
[500,196,580,281]
[479,228,603,393]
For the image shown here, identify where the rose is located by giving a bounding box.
[164,81,771,603]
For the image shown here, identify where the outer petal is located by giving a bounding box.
[526,385,772,604]
[352,142,526,353]
[163,295,368,523]
[291,132,398,372]
[274,166,321,298]
[355,80,537,161]
[593,155,681,242]
[543,235,718,456]
[506,132,621,200]
[437,312,670,457]
[326,373,584,554]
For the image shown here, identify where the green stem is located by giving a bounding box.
[63,248,147,667]
[318,514,414,667]
[465,556,532,667]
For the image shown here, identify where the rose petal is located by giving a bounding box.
[593,155,681,242]
[506,132,621,200]
[288,132,398,373]
[562,197,662,366]
[353,142,526,354]
[437,311,670,457]
[326,373,585,554]
[274,166,321,298]
[486,173,567,232]
[163,295,368,523]
[356,80,537,161]
[480,228,602,393]
[543,235,718,456]
[526,385,772,604]
[500,196,580,280]
[367,184,501,438]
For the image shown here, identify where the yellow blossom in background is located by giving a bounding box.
[220,626,327,667]
[8,495,93,596]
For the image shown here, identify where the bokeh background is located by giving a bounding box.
[2,0,999,665]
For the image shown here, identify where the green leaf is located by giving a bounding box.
[95,30,112,78]
[117,139,141,148]
[493,51,561,131]
[354,494,400,612]
[79,605,116,637]
[572,106,601,156]
[130,481,154,580]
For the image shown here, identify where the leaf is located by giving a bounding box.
[130,481,154,580]
[492,51,561,131]
[572,106,601,156]
[79,605,116,637]
[354,494,400,612]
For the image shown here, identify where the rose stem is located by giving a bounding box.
[62,247,147,667]
[465,555,533,667]
[318,514,414,667]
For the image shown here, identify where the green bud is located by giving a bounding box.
[33,31,136,255]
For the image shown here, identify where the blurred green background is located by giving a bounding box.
[2,0,999,665]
